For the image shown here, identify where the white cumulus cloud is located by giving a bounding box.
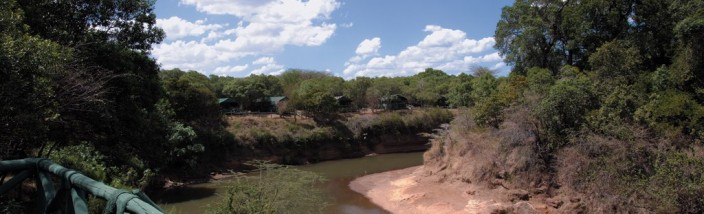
[153,0,341,76]
[156,17,224,40]
[355,37,381,56]
[250,57,285,75]
[343,25,503,78]
[213,64,250,76]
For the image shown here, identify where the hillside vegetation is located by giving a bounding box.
[223,108,452,165]
[424,0,704,212]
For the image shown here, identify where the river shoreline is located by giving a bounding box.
[349,166,551,214]
[350,166,471,214]
[156,152,426,213]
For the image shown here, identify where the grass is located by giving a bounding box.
[225,108,453,147]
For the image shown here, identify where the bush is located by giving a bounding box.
[586,86,644,139]
[635,90,704,140]
[526,67,554,94]
[207,161,327,214]
[473,96,504,128]
[650,151,704,213]
[536,76,596,147]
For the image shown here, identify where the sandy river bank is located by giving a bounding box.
[350,166,552,214]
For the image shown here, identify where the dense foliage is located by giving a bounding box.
[1,0,171,184]
[430,0,704,212]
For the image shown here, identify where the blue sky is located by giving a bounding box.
[152,0,514,78]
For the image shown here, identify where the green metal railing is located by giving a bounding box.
[0,158,165,214]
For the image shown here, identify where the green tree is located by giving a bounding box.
[291,77,343,116]
[343,77,372,109]
[223,74,283,111]
[1,0,169,187]
[536,76,597,145]
[495,0,568,74]
[526,67,554,95]
[470,72,498,103]
[588,40,642,85]
[278,69,331,98]
[448,81,473,108]
[0,7,71,158]
[496,0,637,74]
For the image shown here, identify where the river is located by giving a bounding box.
[155,152,424,214]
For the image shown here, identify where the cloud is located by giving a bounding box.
[153,40,230,71]
[156,16,224,40]
[153,0,341,76]
[213,64,250,76]
[355,37,381,55]
[250,57,285,75]
[179,0,269,17]
[343,25,502,78]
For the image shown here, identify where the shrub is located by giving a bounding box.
[650,151,704,213]
[634,90,704,140]
[586,86,644,140]
[526,67,554,94]
[207,161,327,214]
[536,76,596,148]
[473,96,504,128]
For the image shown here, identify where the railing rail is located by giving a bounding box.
[0,158,165,214]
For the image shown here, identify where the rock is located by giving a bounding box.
[512,201,538,214]
[570,197,581,203]
[509,189,531,202]
[489,204,512,214]
[466,190,476,195]
[491,179,509,189]
[533,185,548,194]
[560,201,587,214]
[497,170,508,179]
[545,197,564,208]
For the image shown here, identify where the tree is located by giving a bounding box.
[278,69,331,98]
[526,67,554,95]
[496,0,636,74]
[223,74,283,111]
[536,76,596,145]
[448,73,474,107]
[405,68,453,106]
[1,0,169,189]
[0,3,71,158]
[588,40,642,85]
[209,75,236,97]
[495,0,568,74]
[161,70,220,128]
[470,72,498,103]
[448,81,473,107]
[366,77,404,109]
[343,77,372,109]
[291,77,343,116]
[16,0,164,51]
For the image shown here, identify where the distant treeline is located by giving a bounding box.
[162,66,508,114]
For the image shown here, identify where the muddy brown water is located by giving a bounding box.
[155,152,424,214]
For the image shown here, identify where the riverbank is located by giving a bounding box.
[156,152,425,214]
[222,108,453,167]
[350,166,551,214]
